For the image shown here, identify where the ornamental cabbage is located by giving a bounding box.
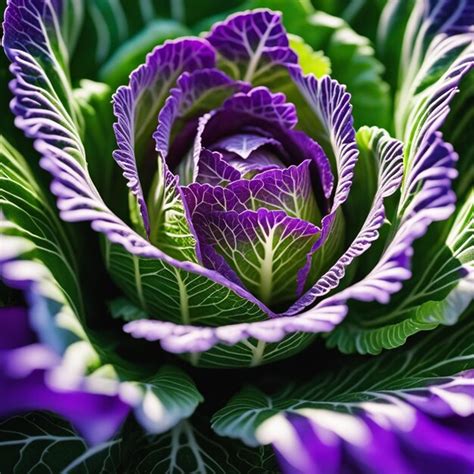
[0,0,473,472]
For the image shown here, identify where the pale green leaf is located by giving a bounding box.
[288,34,331,77]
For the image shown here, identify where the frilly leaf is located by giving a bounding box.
[207,8,297,82]
[327,190,474,354]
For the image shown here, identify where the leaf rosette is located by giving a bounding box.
[1,0,474,470]
[2,1,472,371]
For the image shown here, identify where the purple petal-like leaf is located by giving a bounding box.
[154,68,245,164]
[0,349,130,446]
[113,39,216,235]
[212,133,287,177]
[333,43,474,306]
[192,208,320,307]
[290,72,358,208]
[289,71,359,251]
[289,130,334,201]
[257,370,474,474]
[338,133,458,304]
[224,148,285,177]
[196,149,241,186]
[207,9,297,82]
[192,86,333,203]
[219,87,298,130]
[197,88,298,154]
[228,160,320,223]
[213,133,280,159]
[123,300,346,353]
[183,182,247,217]
[287,128,404,314]
[0,304,129,446]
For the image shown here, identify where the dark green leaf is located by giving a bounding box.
[0,412,122,474]
[213,313,474,445]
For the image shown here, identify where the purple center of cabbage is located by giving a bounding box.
[211,133,285,178]
[150,87,335,308]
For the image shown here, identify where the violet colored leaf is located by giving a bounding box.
[216,86,298,130]
[194,86,334,202]
[286,127,404,314]
[258,371,474,474]
[196,149,242,186]
[154,68,245,164]
[207,9,297,82]
[289,71,359,259]
[182,182,247,218]
[224,148,285,178]
[0,310,130,446]
[194,208,320,307]
[196,87,298,154]
[123,299,346,364]
[112,38,214,239]
[212,133,281,159]
[290,70,358,209]
[227,160,320,224]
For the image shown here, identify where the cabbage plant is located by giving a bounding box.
[0,0,473,472]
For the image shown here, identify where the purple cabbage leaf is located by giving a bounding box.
[214,314,474,474]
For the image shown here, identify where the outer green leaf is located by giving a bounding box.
[0,138,202,430]
[288,34,331,78]
[105,244,320,367]
[327,191,474,354]
[110,297,148,321]
[0,413,279,474]
[376,0,413,91]
[105,242,266,326]
[125,419,279,474]
[73,79,118,202]
[0,412,122,474]
[94,364,203,434]
[99,20,190,88]
[393,5,473,144]
[0,136,85,334]
[311,10,391,129]
[316,0,387,43]
[130,421,239,473]
[147,159,198,262]
[70,0,241,81]
[212,313,474,446]
[342,126,387,242]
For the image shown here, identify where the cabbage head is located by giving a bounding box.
[0,0,473,472]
